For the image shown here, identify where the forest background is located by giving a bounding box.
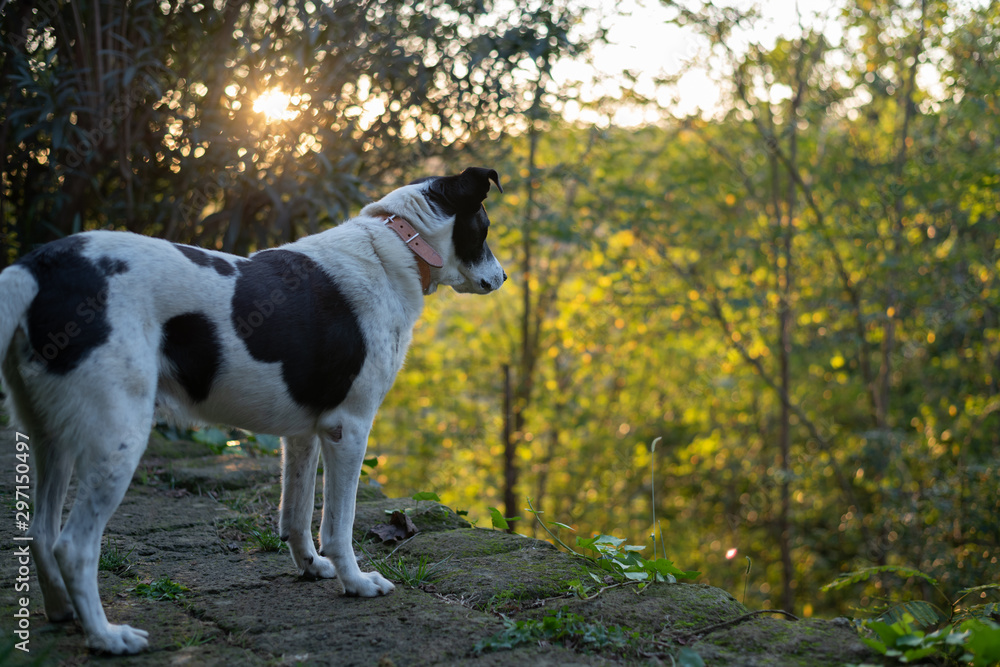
[2,0,997,620]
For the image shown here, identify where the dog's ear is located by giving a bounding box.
[429,167,503,212]
[464,167,503,195]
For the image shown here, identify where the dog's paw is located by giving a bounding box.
[300,555,337,580]
[86,624,149,655]
[342,570,395,597]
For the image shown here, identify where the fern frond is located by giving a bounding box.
[878,600,947,629]
[955,602,1000,624]
[957,583,1000,598]
[821,566,939,593]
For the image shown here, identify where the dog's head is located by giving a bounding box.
[365,167,506,295]
[419,167,506,294]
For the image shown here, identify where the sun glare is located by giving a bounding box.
[253,88,299,122]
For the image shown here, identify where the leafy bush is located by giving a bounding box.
[825,566,1000,665]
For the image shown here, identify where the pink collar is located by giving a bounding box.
[383,215,443,293]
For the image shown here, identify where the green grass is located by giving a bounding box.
[98,537,135,575]
[133,576,189,601]
[174,630,215,649]
[474,608,640,655]
[248,527,283,552]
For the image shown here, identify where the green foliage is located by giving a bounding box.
[822,566,941,594]
[488,507,518,531]
[247,527,283,553]
[1,0,594,256]
[187,427,280,455]
[575,534,701,585]
[372,0,1000,619]
[828,566,1000,664]
[98,538,135,576]
[190,427,233,455]
[473,609,639,656]
[369,555,450,588]
[133,576,189,601]
[859,614,1000,666]
[526,501,698,587]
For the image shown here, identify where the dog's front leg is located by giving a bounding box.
[279,434,337,579]
[318,422,394,596]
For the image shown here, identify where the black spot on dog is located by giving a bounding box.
[173,244,236,277]
[231,250,366,412]
[16,235,112,375]
[280,534,289,542]
[118,443,128,451]
[97,256,129,276]
[305,556,313,565]
[161,312,222,403]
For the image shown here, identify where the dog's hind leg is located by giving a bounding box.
[4,341,78,622]
[317,420,394,597]
[53,405,153,654]
[27,438,76,621]
[279,434,337,579]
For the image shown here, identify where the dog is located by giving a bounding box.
[0,167,505,654]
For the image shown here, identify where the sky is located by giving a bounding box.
[552,0,846,124]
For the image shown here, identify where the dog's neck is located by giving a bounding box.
[382,215,443,293]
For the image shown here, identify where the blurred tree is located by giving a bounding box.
[374,0,999,618]
[0,0,589,262]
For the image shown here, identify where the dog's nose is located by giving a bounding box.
[502,271,508,282]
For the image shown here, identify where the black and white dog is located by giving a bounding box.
[0,167,505,654]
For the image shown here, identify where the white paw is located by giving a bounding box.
[86,623,149,654]
[342,570,395,597]
[300,555,337,580]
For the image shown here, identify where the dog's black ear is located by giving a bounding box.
[429,167,503,212]
[464,167,503,195]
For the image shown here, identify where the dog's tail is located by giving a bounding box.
[0,264,39,379]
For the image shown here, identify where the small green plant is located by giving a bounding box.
[174,630,215,648]
[248,527,283,552]
[474,608,639,655]
[824,566,1000,665]
[483,589,528,615]
[371,554,450,587]
[98,537,135,575]
[526,499,699,587]
[488,506,518,530]
[133,576,189,601]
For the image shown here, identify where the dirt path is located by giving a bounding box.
[0,422,887,665]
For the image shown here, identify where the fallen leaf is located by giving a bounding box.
[367,510,418,544]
